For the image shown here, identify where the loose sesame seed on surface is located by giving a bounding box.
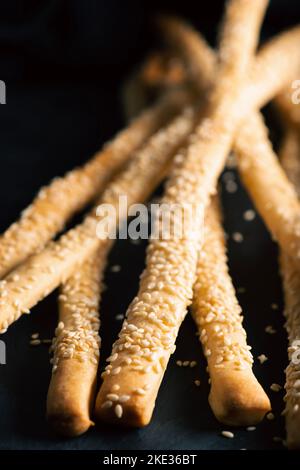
[246,426,256,431]
[221,431,234,439]
[232,232,243,243]
[243,209,256,221]
[194,380,201,387]
[257,354,268,364]
[270,383,282,392]
[110,265,121,273]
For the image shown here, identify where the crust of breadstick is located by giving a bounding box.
[0,88,189,280]
[0,105,196,334]
[192,199,270,425]
[276,120,300,449]
[46,245,110,437]
[95,0,267,427]
[160,16,300,260]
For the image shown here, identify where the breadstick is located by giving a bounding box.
[192,198,271,425]
[0,105,197,334]
[46,246,108,437]
[160,16,300,260]
[0,88,188,280]
[95,0,268,426]
[125,46,271,426]
[275,94,300,449]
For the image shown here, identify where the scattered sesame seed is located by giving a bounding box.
[232,232,243,243]
[243,209,256,221]
[271,303,279,310]
[270,383,282,392]
[182,360,190,367]
[246,426,256,431]
[111,384,120,392]
[110,265,121,273]
[176,360,183,367]
[257,354,268,364]
[225,180,238,193]
[265,325,276,334]
[30,339,41,346]
[266,412,275,420]
[31,333,39,339]
[119,395,130,403]
[106,394,119,401]
[194,380,201,387]
[221,431,234,439]
[115,314,124,321]
[190,361,197,368]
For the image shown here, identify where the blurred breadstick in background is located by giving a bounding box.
[159,15,300,262]
[0,88,189,280]
[276,93,300,449]
[95,0,268,427]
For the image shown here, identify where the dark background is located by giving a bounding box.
[0,0,299,452]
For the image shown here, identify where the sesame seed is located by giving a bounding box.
[101,401,113,409]
[266,412,275,420]
[265,325,276,335]
[110,265,121,273]
[111,367,121,375]
[115,404,123,418]
[112,384,120,392]
[119,395,130,403]
[194,380,201,387]
[221,431,234,439]
[243,209,256,221]
[232,232,243,243]
[257,354,268,364]
[270,383,282,392]
[115,314,124,321]
[106,394,119,401]
[30,339,41,346]
[176,360,183,366]
[246,426,256,431]
[271,303,278,310]
[182,361,190,367]
[31,333,39,339]
[190,361,197,368]
[225,180,238,193]
[134,388,146,395]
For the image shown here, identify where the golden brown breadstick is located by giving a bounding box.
[192,198,271,425]
[0,105,197,334]
[46,246,108,437]
[125,46,271,426]
[275,94,300,449]
[95,0,268,426]
[0,88,188,280]
[160,16,300,260]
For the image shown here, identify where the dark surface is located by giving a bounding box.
[0,0,299,452]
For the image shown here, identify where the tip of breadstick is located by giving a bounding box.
[47,409,93,437]
[94,389,152,428]
[209,370,271,426]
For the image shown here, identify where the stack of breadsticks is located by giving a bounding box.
[1,0,300,449]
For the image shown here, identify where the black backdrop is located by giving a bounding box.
[0,0,300,452]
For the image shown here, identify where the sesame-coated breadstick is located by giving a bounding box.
[279,145,300,449]
[0,106,197,334]
[276,95,300,449]
[192,198,271,425]
[160,15,300,261]
[124,46,271,426]
[0,88,188,280]
[95,0,268,426]
[46,246,108,437]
